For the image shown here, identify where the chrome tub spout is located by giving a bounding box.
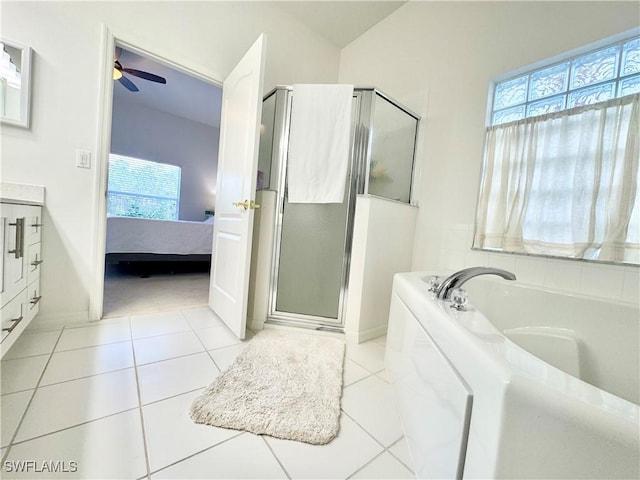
[436,266,516,300]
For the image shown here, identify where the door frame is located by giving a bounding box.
[89,24,225,321]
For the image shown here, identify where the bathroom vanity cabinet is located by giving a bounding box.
[1,183,44,357]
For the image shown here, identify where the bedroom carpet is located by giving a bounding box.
[190,329,345,445]
[103,269,209,317]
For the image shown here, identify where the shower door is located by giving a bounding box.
[269,93,362,329]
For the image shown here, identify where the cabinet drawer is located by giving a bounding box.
[1,204,27,308]
[26,242,42,284]
[26,280,41,321]
[24,206,43,246]
[1,290,27,344]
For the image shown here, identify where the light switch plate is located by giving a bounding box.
[76,149,91,169]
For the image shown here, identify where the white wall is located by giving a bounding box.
[110,99,219,221]
[344,196,417,343]
[339,1,640,304]
[0,1,340,324]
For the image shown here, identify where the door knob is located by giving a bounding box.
[233,200,261,211]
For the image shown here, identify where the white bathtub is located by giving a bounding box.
[386,271,639,479]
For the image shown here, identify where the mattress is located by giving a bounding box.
[106,216,214,255]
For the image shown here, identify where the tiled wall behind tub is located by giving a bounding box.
[438,224,640,305]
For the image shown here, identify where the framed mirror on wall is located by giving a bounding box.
[1,40,32,128]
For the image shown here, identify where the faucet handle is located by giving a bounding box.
[427,275,441,293]
[450,288,468,311]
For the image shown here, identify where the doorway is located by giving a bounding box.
[102,43,222,318]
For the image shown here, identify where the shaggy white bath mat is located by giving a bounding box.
[189,329,345,445]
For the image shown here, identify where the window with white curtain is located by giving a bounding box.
[474,31,640,264]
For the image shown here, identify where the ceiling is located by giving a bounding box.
[113,48,223,128]
[276,1,407,48]
[112,2,406,127]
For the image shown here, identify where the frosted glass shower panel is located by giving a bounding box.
[275,190,349,320]
[257,93,276,190]
[368,94,418,203]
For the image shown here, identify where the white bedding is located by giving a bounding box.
[106,216,214,255]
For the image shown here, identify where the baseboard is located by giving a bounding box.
[248,317,265,332]
[345,324,387,344]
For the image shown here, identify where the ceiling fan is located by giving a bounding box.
[113,47,167,92]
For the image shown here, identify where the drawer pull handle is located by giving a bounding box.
[7,218,25,259]
[31,260,43,267]
[30,295,42,305]
[3,315,23,333]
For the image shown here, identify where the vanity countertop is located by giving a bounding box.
[0,182,45,205]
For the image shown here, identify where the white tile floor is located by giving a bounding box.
[1,308,414,479]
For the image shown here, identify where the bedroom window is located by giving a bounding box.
[107,154,181,220]
[474,30,640,264]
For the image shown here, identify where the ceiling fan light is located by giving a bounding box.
[113,68,122,80]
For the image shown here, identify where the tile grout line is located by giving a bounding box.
[1,331,66,361]
[339,409,408,479]
[183,308,246,372]
[340,409,397,452]
[342,363,411,469]
[342,361,389,389]
[147,431,245,477]
[183,309,225,372]
[386,437,415,474]
[344,350,386,377]
[103,303,209,321]
[341,392,415,475]
[261,436,292,480]
[134,347,210,369]
[129,318,153,480]
[1,326,65,464]
[25,347,220,394]
[4,336,132,360]
[58,316,131,330]
[140,386,205,409]
[345,449,390,479]
[8,407,142,447]
[26,364,136,391]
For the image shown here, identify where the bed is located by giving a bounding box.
[105,216,214,264]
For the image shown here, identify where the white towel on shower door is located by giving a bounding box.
[287,84,354,203]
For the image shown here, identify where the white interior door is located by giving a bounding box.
[208,35,266,339]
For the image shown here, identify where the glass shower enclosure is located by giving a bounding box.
[257,86,419,331]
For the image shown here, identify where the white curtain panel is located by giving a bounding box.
[474,94,639,264]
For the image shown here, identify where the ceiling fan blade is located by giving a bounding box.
[118,75,139,92]
[122,68,167,84]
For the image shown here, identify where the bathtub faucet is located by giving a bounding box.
[435,266,516,300]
